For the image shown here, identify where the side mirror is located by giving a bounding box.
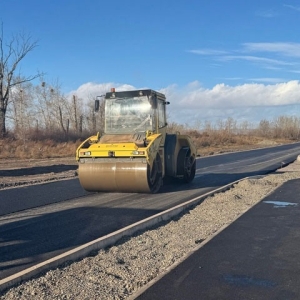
[95,99,100,112]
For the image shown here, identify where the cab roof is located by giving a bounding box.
[105,89,166,101]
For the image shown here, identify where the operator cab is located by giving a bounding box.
[95,88,169,135]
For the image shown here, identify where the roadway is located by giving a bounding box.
[0,142,300,280]
[136,177,300,300]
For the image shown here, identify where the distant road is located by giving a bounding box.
[1,142,300,280]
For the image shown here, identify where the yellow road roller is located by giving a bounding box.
[76,88,197,193]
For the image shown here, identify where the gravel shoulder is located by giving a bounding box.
[1,158,300,299]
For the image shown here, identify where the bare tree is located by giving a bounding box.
[8,81,34,135]
[69,94,84,134]
[50,84,69,136]
[33,80,70,137]
[72,95,78,132]
[239,120,252,135]
[0,23,40,137]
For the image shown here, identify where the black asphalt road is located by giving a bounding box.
[137,178,300,300]
[0,142,300,281]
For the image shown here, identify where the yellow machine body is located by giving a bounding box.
[76,89,196,193]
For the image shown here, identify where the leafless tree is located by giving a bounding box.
[50,83,69,136]
[239,120,252,135]
[0,23,41,137]
[8,81,35,136]
[33,80,70,137]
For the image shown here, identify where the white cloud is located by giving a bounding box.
[248,77,287,83]
[188,44,300,71]
[243,42,300,57]
[67,82,136,100]
[284,4,300,12]
[187,49,228,55]
[255,10,279,18]
[221,77,242,81]
[189,43,300,62]
[219,55,294,66]
[162,81,300,125]
[166,80,300,108]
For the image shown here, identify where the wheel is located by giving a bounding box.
[177,147,196,183]
[147,154,162,193]
[183,155,196,183]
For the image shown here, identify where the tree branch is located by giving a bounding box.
[0,23,40,136]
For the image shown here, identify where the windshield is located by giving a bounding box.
[105,96,154,134]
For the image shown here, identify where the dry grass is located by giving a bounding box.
[0,131,295,160]
[0,138,80,159]
[186,131,291,156]
[1,117,299,160]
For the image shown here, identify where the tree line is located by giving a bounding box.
[6,79,105,140]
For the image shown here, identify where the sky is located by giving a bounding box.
[1,0,300,127]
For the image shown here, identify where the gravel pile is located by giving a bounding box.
[1,165,300,299]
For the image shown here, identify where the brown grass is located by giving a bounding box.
[2,116,299,159]
[0,138,80,159]
[185,130,292,156]
[0,131,295,160]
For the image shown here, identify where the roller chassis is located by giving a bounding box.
[76,89,196,193]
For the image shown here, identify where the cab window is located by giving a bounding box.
[158,100,166,128]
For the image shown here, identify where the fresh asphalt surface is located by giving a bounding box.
[0,142,300,282]
[136,178,300,300]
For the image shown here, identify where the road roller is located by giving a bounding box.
[76,88,197,193]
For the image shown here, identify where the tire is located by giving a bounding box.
[147,154,162,193]
[183,155,196,183]
[177,147,196,183]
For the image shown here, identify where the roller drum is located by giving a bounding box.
[78,158,151,193]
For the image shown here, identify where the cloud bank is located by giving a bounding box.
[69,80,300,127]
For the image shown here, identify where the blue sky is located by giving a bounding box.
[1,0,300,126]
